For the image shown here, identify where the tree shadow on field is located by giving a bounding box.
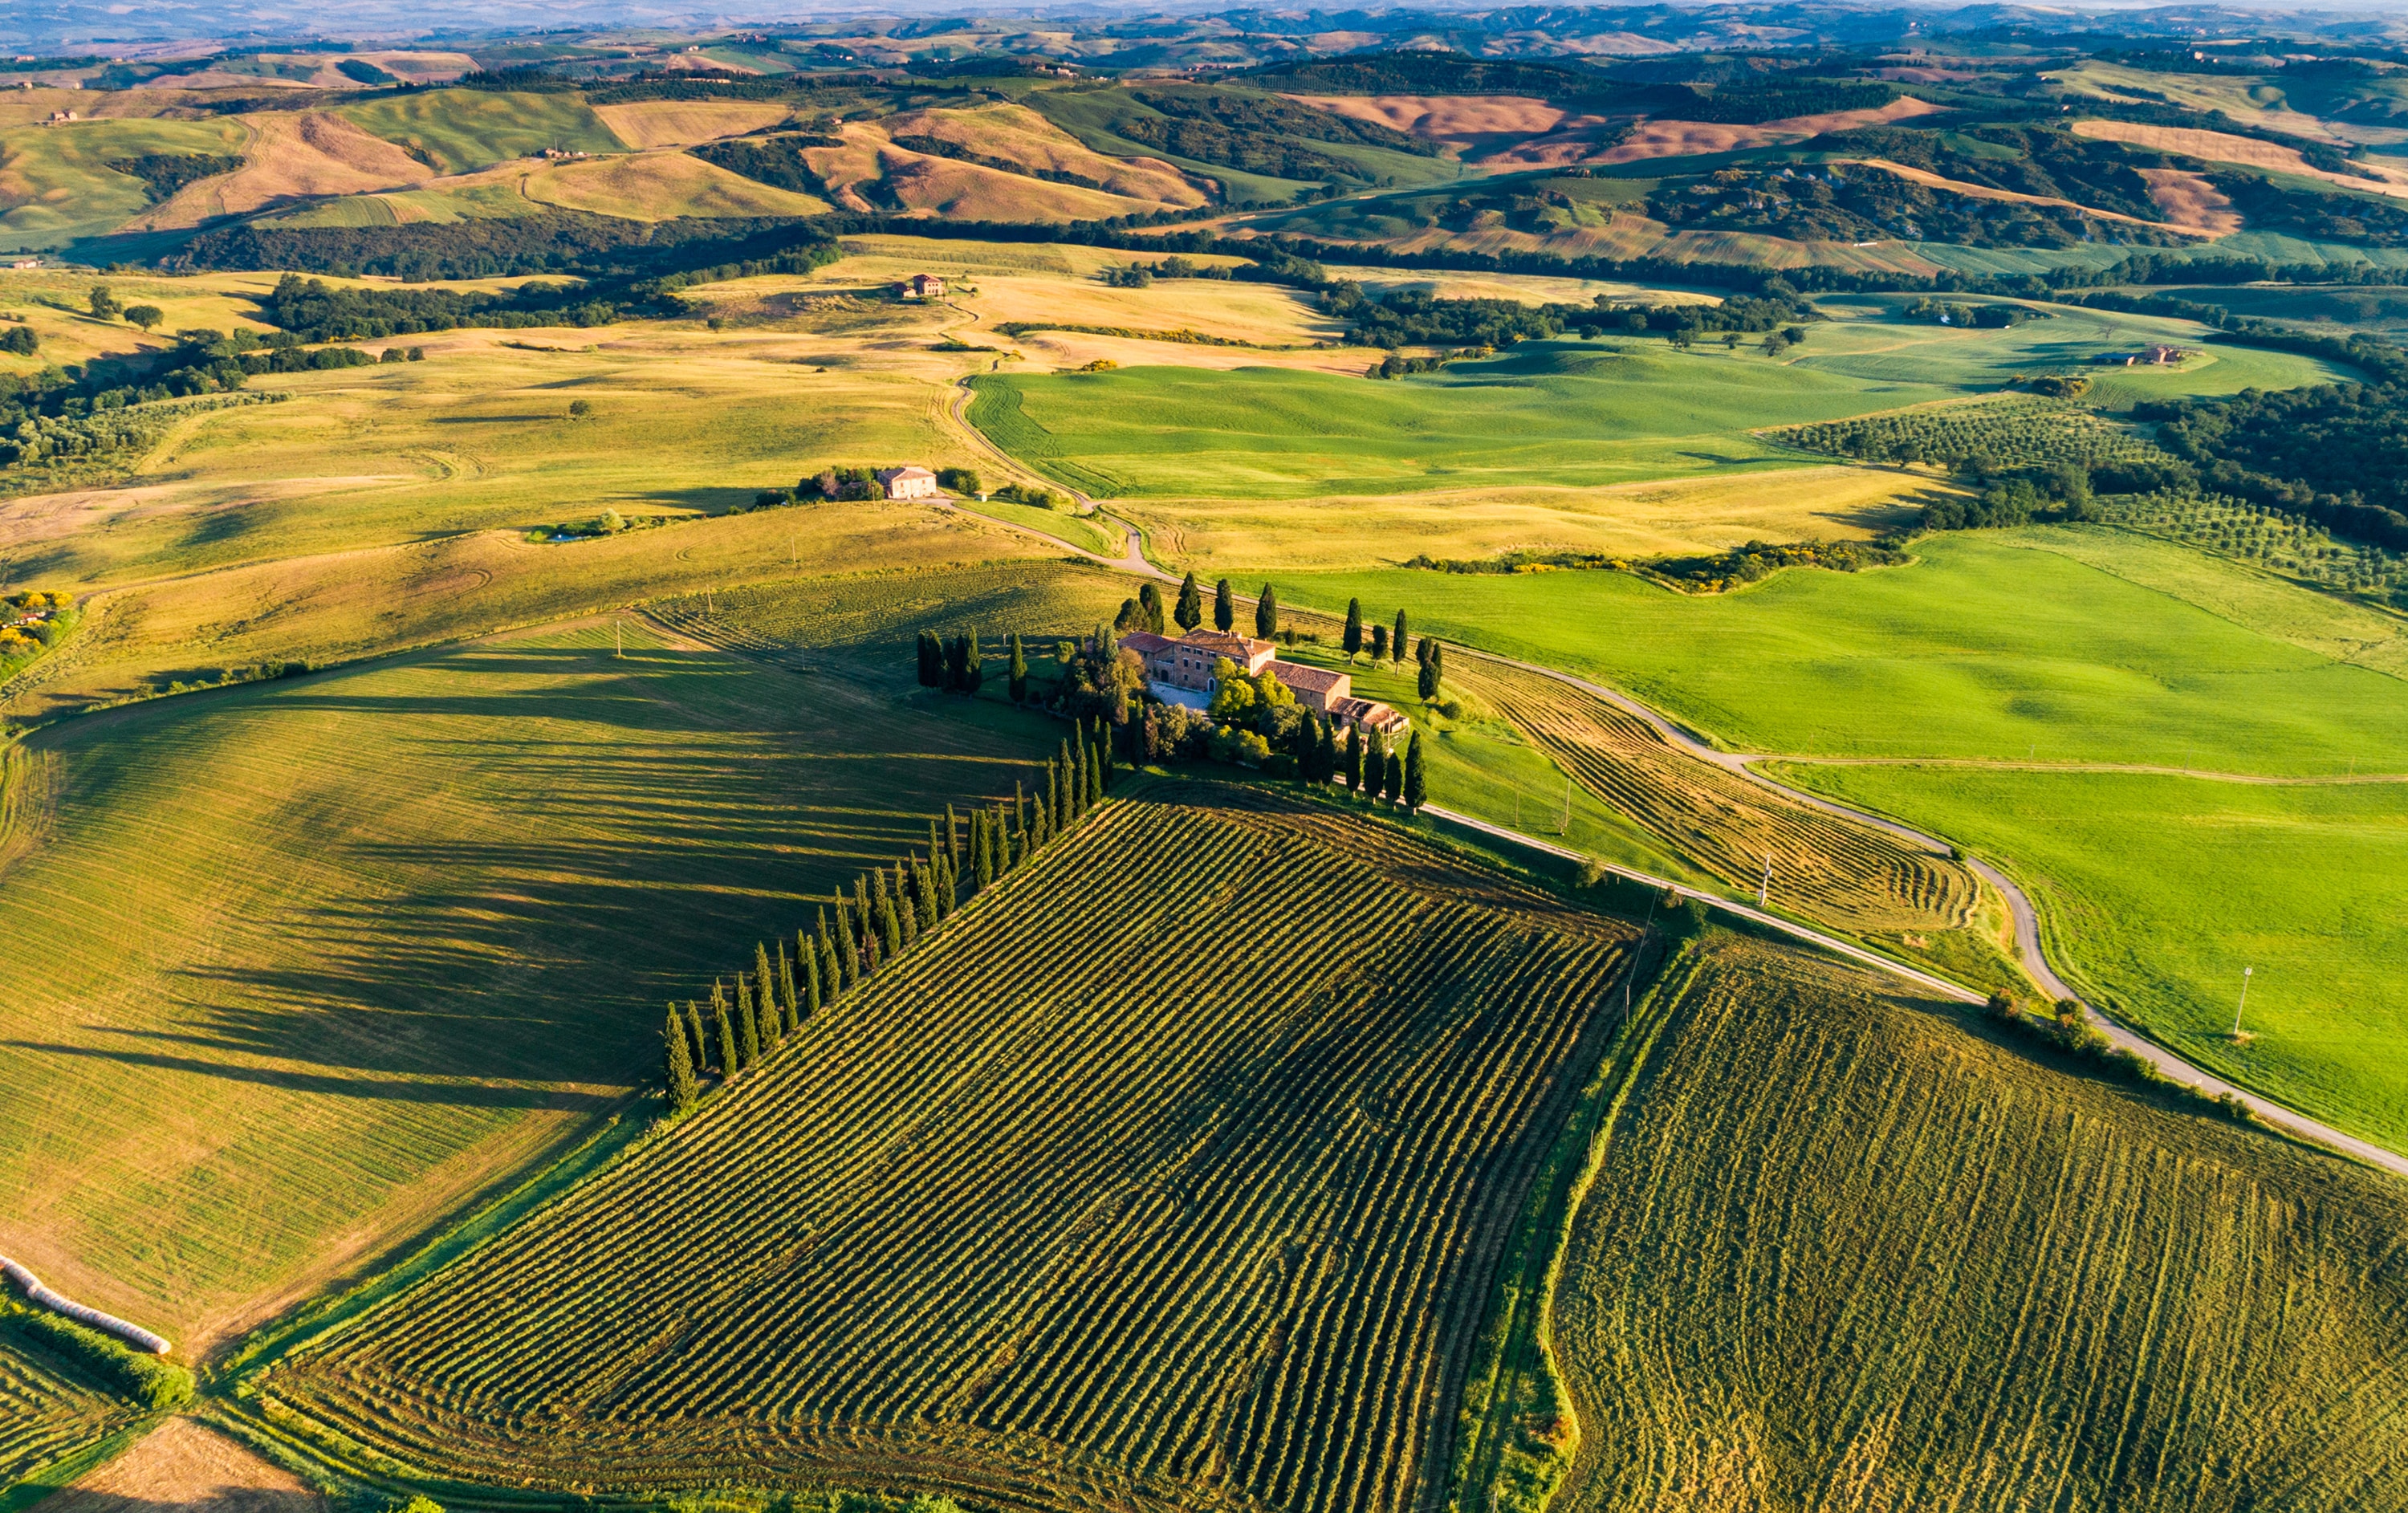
[0,1040,617,1110]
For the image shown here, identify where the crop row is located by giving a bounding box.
[0,1327,138,1486]
[268,787,1638,1513]
[1772,397,2166,471]
[1461,662,1977,935]
[1550,939,2408,1511]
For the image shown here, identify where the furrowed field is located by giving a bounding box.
[0,1326,142,1495]
[1550,937,2408,1510]
[0,609,1063,1348]
[261,785,1641,1511]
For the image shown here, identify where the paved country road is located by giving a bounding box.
[937,375,2406,1179]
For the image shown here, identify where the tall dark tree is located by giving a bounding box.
[1015,781,1030,843]
[1008,632,1028,704]
[964,629,983,692]
[1255,584,1278,641]
[757,968,781,1052]
[1345,722,1364,792]
[1365,738,1388,801]
[1214,578,1235,632]
[1133,581,1162,635]
[817,932,840,1008]
[1419,642,1444,701]
[917,630,942,687]
[946,804,961,864]
[1068,734,1086,817]
[755,942,776,1028]
[1175,571,1203,630]
[714,990,739,1079]
[775,941,798,1032]
[734,976,761,1068]
[1369,624,1387,661]
[799,931,823,1015]
[684,999,709,1077]
[1343,598,1364,657]
[974,810,995,888]
[834,897,860,986]
[664,1007,698,1114]
[1384,741,1405,803]
[1403,731,1427,813]
[1393,610,1409,664]
[880,889,904,958]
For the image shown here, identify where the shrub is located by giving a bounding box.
[11,1309,193,1409]
[936,466,981,494]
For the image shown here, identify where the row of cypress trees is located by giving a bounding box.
[660,718,1121,1114]
[917,629,1035,704]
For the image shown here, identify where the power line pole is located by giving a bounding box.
[1759,851,1772,909]
[2231,966,2254,1038]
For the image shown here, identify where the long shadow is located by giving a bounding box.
[3,1043,618,1110]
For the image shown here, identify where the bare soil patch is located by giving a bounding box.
[2073,120,2408,203]
[129,112,431,230]
[46,1420,323,1513]
[2137,166,2243,233]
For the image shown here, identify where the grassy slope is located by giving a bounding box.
[1263,531,2408,775]
[0,1321,143,1495]
[260,784,1637,1511]
[522,151,830,220]
[1548,935,2408,1512]
[332,90,622,175]
[0,117,251,248]
[974,339,1959,502]
[0,597,1067,1349]
[1780,764,2408,1153]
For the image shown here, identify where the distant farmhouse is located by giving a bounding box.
[895,274,946,300]
[1122,627,1409,736]
[2094,344,2186,367]
[877,465,941,500]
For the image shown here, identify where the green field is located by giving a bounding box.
[1267,530,2408,776]
[334,89,623,174]
[0,116,250,247]
[971,340,1959,501]
[0,1323,143,1495]
[258,784,1640,1510]
[1544,936,2408,1510]
[0,607,1061,1347]
[1777,763,2408,1153]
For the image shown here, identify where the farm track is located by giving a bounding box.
[903,474,2407,1173]
[265,787,1645,1511]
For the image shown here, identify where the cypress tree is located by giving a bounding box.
[1255,584,1277,640]
[1137,581,1165,634]
[1404,730,1427,813]
[880,890,904,957]
[1015,780,1028,838]
[665,1007,699,1112]
[974,810,996,888]
[917,630,941,687]
[965,629,982,692]
[1175,571,1203,629]
[734,975,761,1068]
[1416,635,1432,668]
[799,931,822,1015]
[714,994,739,1080]
[755,942,775,1025]
[1089,730,1107,803]
[1366,738,1388,801]
[861,926,880,975]
[1346,722,1364,792]
[777,940,799,1031]
[835,897,860,986]
[1393,609,1409,663]
[946,803,961,863]
[1343,598,1363,656]
[1068,734,1086,817]
[1214,577,1235,632]
[757,970,781,1052]
[684,999,709,1076]
[1009,632,1028,704]
[1419,642,1443,701]
[818,933,840,1006]
[1035,793,1051,847]
[1384,740,1405,802]
[1369,624,1387,661]
[914,859,937,931]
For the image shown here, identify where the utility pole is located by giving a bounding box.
[1759,851,1772,909]
[2231,966,2254,1038]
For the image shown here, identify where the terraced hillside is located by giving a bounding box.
[1547,937,2408,1510]
[264,785,1641,1511]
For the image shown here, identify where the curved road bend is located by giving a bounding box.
[935,377,2405,1177]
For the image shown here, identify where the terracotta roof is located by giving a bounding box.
[1333,696,1408,730]
[876,466,936,482]
[1269,660,1346,693]
[1120,630,1176,657]
[1176,628,1271,659]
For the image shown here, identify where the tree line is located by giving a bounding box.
[660,722,1119,1113]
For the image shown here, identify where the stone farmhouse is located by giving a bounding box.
[877,466,941,500]
[1121,627,1409,737]
[895,274,946,299]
